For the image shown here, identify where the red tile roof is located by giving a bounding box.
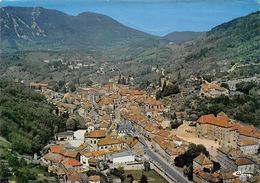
[50,145,64,153]
[231,123,260,139]
[62,158,81,168]
[85,130,106,138]
[197,114,231,128]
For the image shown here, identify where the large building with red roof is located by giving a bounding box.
[197,113,260,149]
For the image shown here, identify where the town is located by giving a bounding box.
[29,79,260,183]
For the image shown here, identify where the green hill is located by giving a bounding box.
[182,11,260,76]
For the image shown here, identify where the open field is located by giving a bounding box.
[174,121,220,157]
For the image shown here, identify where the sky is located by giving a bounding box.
[0,0,259,36]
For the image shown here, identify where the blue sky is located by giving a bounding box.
[1,0,259,35]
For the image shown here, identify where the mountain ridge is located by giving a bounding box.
[0,6,156,51]
[163,31,205,44]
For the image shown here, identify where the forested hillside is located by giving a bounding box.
[0,80,65,154]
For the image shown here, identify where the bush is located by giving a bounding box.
[144,161,151,171]
[236,81,257,94]
[140,174,148,183]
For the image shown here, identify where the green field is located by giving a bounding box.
[124,170,168,183]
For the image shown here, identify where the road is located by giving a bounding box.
[139,137,190,183]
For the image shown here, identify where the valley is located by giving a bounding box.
[0,5,259,183]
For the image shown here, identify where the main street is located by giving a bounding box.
[139,137,190,183]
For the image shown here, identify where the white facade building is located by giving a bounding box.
[238,139,259,155]
[110,151,135,164]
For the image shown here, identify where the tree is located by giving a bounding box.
[144,161,151,171]
[69,83,76,92]
[140,174,148,183]
[0,163,10,178]
[126,174,134,183]
[236,81,256,94]
[110,168,125,181]
[174,144,209,167]
[220,83,229,90]
[183,166,193,180]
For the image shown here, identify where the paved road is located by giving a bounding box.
[139,137,190,183]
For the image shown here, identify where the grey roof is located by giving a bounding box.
[56,131,74,137]
[117,121,133,130]
[111,151,134,158]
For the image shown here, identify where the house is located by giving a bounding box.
[59,150,80,161]
[143,124,158,139]
[164,146,186,164]
[143,97,164,115]
[193,153,213,171]
[42,152,63,165]
[97,94,120,111]
[63,170,88,183]
[79,151,94,168]
[87,124,95,133]
[30,82,48,91]
[100,122,110,131]
[74,130,87,141]
[217,146,242,171]
[231,123,260,144]
[221,172,237,183]
[117,121,135,136]
[55,131,74,141]
[84,130,106,151]
[200,81,229,98]
[97,138,124,151]
[88,175,101,183]
[110,151,135,164]
[81,88,104,104]
[193,168,222,183]
[64,170,82,183]
[238,139,259,155]
[61,158,83,172]
[235,157,256,181]
[49,145,65,154]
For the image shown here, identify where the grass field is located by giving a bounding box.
[124,170,168,183]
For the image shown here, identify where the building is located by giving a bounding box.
[235,157,256,181]
[81,88,104,104]
[196,113,234,146]
[97,138,124,151]
[221,172,238,183]
[193,168,222,183]
[217,146,242,171]
[61,158,83,172]
[217,147,256,181]
[79,151,94,168]
[143,97,164,116]
[55,131,74,141]
[238,139,259,155]
[231,123,260,144]
[30,82,48,91]
[88,175,101,183]
[49,145,65,154]
[42,152,63,166]
[84,130,106,151]
[110,151,135,164]
[200,81,229,98]
[193,153,213,171]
